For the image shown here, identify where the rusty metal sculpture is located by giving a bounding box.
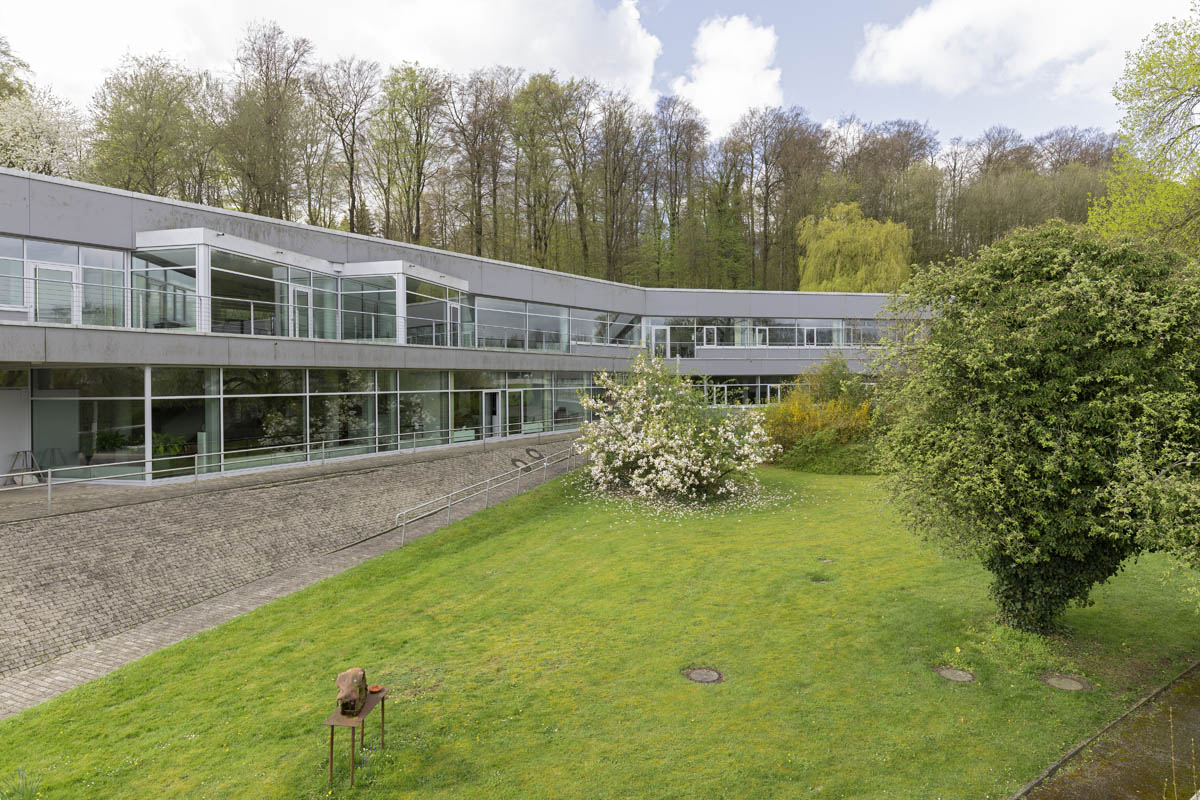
[336,667,367,716]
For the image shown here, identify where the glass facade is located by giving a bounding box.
[22,367,593,481]
[0,234,897,357]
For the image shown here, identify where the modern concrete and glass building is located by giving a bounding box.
[0,169,891,483]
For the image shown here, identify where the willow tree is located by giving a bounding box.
[796,202,912,292]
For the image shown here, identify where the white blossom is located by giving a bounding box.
[575,353,778,501]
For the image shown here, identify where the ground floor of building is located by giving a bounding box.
[0,366,798,484]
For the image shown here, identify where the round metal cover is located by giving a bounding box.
[933,666,976,683]
[685,667,723,684]
[1040,673,1092,691]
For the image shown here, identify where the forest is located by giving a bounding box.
[0,24,1115,291]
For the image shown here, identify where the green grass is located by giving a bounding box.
[1,468,1196,798]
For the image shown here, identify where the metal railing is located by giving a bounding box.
[393,444,585,543]
[2,273,892,358]
[0,417,585,512]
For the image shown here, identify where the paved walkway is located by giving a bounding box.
[1018,662,1200,799]
[0,435,579,720]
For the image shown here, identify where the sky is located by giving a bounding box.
[1,0,1191,142]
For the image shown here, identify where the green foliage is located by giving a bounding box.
[767,358,875,475]
[0,37,29,101]
[0,768,40,800]
[804,354,870,406]
[876,221,1200,632]
[90,55,208,197]
[780,431,876,475]
[796,202,913,292]
[1092,5,1200,255]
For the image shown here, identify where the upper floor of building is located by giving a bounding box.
[0,169,894,371]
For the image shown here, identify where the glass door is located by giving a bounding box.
[652,326,669,357]
[291,287,311,338]
[483,390,504,438]
[506,390,523,436]
[35,265,79,324]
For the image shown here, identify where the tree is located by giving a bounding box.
[0,36,30,100]
[222,22,312,219]
[370,63,447,243]
[90,55,203,196]
[1090,5,1200,253]
[876,222,1200,632]
[308,56,380,233]
[0,87,85,176]
[796,202,912,292]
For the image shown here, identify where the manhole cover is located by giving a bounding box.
[933,666,975,683]
[1040,673,1092,692]
[685,667,723,684]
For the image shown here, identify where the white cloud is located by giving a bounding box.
[2,0,662,108]
[671,15,782,137]
[851,0,1189,102]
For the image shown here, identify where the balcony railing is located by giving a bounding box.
[0,273,891,357]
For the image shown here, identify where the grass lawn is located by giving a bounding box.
[1,468,1196,798]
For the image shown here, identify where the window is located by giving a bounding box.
[132,248,197,330]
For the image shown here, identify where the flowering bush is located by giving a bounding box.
[575,354,777,500]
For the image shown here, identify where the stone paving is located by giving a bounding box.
[0,434,578,719]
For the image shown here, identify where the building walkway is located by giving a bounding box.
[0,434,578,720]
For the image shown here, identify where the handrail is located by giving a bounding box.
[0,417,587,512]
[392,444,584,544]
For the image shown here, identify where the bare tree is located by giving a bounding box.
[308,56,380,233]
[223,22,313,218]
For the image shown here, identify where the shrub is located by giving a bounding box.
[764,357,872,457]
[875,222,1200,633]
[575,354,777,500]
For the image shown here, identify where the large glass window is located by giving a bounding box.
[405,277,447,346]
[222,395,305,468]
[82,267,124,327]
[210,251,291,337]
[474,297,525,349]
[0,235,23,306]
[152,397,221,477]
[397,391,448,448]
[31,367,145,478]
[608,313,641,346]
[313,275,338,339]
[309,368,374,394]
[451,391,482,441]
[132,248,197,330]
[27,240,78,265]
[570,309,608,344]
[222,368,305,395]
[33,367,144,397]
[152,367,219,397]
[342,276,397,342]
[527,303,568,352]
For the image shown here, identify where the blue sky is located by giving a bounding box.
[3,0,1191,143]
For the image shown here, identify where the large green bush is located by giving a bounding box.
[876,221,1200,632]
